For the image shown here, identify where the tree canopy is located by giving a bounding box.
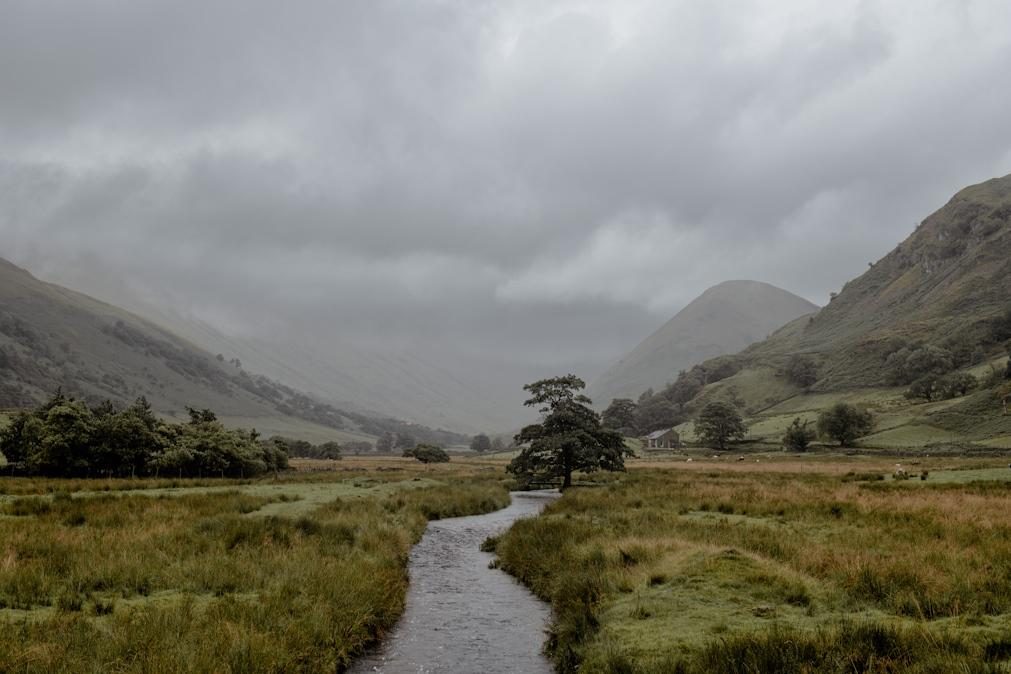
[601,398,638,435]
[817,403,874,447]
[785,355,819,389]
[404,443,450,463]
[695,401,747,451]
[508,375,630,489]
[470,433,492,453]
[0,391,287,478]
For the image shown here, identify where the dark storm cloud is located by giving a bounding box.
[4,0,1011,380]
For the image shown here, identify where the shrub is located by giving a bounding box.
[785,356,819,389]
[906,372,978,402]
[782,418,815,452]
[403,444,450,464]
[885,345,955,385]
[817,403,874,447]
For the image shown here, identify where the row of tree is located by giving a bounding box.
[502,376,883,493]
[657,399,875,452]
[0,392,288,478]
[271,437,343,460]
[781,404,875,451]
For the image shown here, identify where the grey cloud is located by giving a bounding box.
[3,0,1011,425]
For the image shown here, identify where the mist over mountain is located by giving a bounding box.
[130,303,556,434]
[5,2,1011,435]
[0,258,467,445]
[589,281,817,404]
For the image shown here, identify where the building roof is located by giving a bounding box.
[645,428,678,440]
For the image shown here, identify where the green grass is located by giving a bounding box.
[0,477,446,518]
[683,372,1011,451]
[0,468,511,672]
[861,424,962,448]
[919,467,1011,484]
[490,466,1011,672]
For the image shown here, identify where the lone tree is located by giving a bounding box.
[404,444,450,464]
[317,441,342,460]
[782,418,815,452]
[508,375,629,489]
[695,402,747,451]
[376,432,395,454]
[602,398,638,435]
[817,403,874,447]
[470,433,492,453]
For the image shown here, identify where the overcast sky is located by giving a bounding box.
[4,0,1011,374]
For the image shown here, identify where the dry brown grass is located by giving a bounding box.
[491,459,1011,672]
[0,468,511,673]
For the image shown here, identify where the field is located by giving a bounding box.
[0,458,510,673]
[489,457,1011,673]
[674,367,1011,451]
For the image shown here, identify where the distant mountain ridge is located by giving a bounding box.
[589,280,818,404]
[0,258,465,446]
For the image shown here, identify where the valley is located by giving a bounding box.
[3,173,1011,673]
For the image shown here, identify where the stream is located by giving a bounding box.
[350,490,558,673]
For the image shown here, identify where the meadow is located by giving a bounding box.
[488,457,1011,673]
[0,458,510,673]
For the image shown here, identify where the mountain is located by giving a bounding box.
[126,308,537,435]
[649,173,1011,449]
[733,173,1011,391]
[0,258,465,445]
[589,281,818,404]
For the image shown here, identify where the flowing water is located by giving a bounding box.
[350,491,558,674]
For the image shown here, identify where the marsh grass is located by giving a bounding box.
[493,466,1011,672]
[0,471,510,672]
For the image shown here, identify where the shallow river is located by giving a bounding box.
[350,491,558,674]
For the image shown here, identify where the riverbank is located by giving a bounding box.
[0,462,510,673]
[488,460,1011,672]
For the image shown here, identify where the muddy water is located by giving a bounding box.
[350,491,558,674]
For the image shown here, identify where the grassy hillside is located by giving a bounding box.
[0,259,465,446]
[752,174,1011,387]
[638,174,1011,449]
[676,360,1011,451]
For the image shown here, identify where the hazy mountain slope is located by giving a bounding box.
[589,281,818,403]
[649,174,1011,448]
[132,308,536,434]
[0,258,269,415]
[739,173,1011,390]
[0,259,465,445]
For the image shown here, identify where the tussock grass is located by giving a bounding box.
[492,466,1011,672]
[0,470,509,672]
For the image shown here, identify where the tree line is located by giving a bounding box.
[0,391,288,478]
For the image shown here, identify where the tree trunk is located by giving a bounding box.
[562,447,573,490]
